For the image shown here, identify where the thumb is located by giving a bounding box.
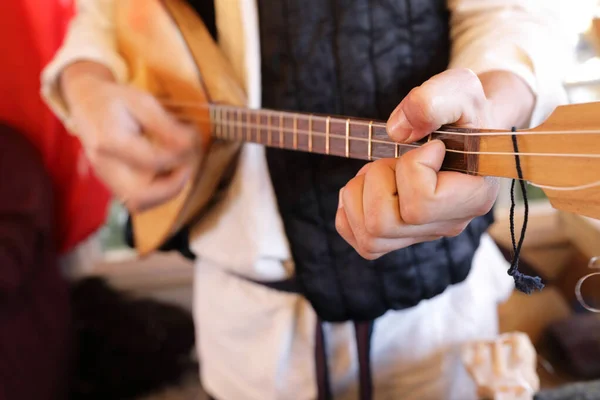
[395,139,446,211]
[407,139,446,187]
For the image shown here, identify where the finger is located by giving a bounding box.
[361,158,403,237]
[340,176,422,258]
[94,129,188,174]
[396,140,497,224]
[359,157,470,237]
[125,90,198,153]
[85,103,195,174]
[387,68,487,143]
[335,192,360,252]
[127,165,193,212]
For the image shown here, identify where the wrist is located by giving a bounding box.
[60,61,116,111]
[478,70,536,129]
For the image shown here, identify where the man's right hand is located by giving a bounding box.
[60,61,198,212]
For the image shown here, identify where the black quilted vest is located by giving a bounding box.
[256,0,494,322]
[143,0,495,321]
[121,2,497,398]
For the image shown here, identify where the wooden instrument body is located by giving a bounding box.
[113,0,600,256]
[115,0,244,255]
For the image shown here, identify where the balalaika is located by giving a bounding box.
[113,0,600,255]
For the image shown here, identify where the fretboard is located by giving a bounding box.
[208,104,479,173]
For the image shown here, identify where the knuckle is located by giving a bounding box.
[445,222,469,237]
[475,198,494,217]
[356,246,380,260]
[470,190,497,218]
[364,213,387,237]
[454,67,479,82]
[357,235,380,256]
[361,252,380,261]
[407,87,437,126]
[400,201,430,225]
[458,69,486,104]
[334,212,345,233]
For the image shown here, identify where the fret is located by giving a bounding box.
[256,111,261,143]
[225,108,228,139]
[218,108,223,138]
[308,115,313,152]
[253,111,257,142]
[229,109,233,140]
[345,119,350,158]
[246,111,251,141]
[236,109,241,141]
[210,108,219,138]
[224,109,229,139]
[206,106,474,175]
[217,109,222,139]
[326,117,331,155]
[229,109,234,140]
[218,108,222,138]
[279,113,284,148]
[368,121,373,160]
[268,113,273,146]
[293,115,298,150]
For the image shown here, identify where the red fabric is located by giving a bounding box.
[0,0,111,254]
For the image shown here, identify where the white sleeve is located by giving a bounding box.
[447,0,595,126]
[40,0,127,125]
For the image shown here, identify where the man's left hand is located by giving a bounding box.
[335,68,534,259]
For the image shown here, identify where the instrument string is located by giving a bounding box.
[168,111,600,192]
[158,98,600,137]
[167,111,600,160]
[159,101,600,192]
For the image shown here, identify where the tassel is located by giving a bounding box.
[507,127,544,294]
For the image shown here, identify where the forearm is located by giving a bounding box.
[41,0,126,124]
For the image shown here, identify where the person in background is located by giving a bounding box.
[0,1,111,398]
[41,1,586,399]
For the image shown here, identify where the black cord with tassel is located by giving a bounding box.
[508,127,545,294]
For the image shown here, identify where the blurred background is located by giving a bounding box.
[2,1,600,400]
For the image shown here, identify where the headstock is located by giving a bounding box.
[476,102,600,220]
[529,102,600,220]
[114,0,245,255]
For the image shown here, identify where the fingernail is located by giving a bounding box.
[338,187,344,209]
[387,110,412,142]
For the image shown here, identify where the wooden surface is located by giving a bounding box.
[478,102,600,220]
[114,0,243,255]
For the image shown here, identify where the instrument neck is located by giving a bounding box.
[208,104,480,173]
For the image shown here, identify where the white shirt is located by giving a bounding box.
[41,1,584,398]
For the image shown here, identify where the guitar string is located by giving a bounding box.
[158,99,600,137]
[169,112,600,160]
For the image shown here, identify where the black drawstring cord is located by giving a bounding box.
[508,127,544,294]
